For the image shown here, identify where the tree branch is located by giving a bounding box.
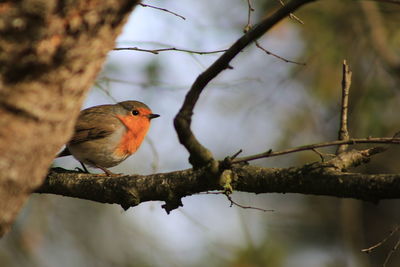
[38,148,400,213]
[277,0,305,24]
[232,137,400,163]
[139,3,186,20]
[362,225,400,253]
[113,47,227,55]
[336,60,352,154]
[255,41,306,65]
[173,0,315,168]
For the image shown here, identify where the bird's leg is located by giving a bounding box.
[75,162,90,173]
[84,160,121,176]
[97,165,116,176]
[80,162,90,173]
[98,166,123,176]
[91,162,120,176]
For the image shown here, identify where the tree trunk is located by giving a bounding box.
[0,0,138,237]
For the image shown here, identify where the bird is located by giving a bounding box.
[57,100,159,175]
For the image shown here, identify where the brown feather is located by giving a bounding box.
[68,105,121,145]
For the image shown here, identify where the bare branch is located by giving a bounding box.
[113,46,227,55]
[328,147,386,171]
[383,235,400,267]
[311,148,336,162]
[278,0,304,24]
[232,137,398,163]
[38,149,400,212]
[362,225,400,253]
[230,149,243,160]
[255,41,306,65]
[174,0,316,167]
[244,0,255,32]
[336,60,352,154]
[244,2,306,65]
[139,3,186,20]
[225,193,274,212]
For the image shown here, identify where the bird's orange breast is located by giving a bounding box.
[114,112,150,157]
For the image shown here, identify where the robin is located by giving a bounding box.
[58,100,160,175]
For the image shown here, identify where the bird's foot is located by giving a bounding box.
[97,165,123,177]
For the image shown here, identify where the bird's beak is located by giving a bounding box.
[148,113,160,120]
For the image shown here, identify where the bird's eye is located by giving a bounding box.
[131,110,139,116]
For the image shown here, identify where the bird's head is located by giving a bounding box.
[114,100,160,134]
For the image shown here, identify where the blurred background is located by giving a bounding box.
[1,0,400,266]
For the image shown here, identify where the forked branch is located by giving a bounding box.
[174,0,316,167]
[232,137,400,163]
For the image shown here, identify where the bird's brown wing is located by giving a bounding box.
[68,105,121,145]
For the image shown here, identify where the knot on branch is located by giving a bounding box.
[328,147,386,172]
[221,149,244,169]
[162,195,183,214]
[219,169,235,194]
[188,153,215,169]
[120,186,140,211]
[296,161,335,175]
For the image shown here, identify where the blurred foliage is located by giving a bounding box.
[228,236,286,267]
[291,0,400,137]
[261,1,400,267]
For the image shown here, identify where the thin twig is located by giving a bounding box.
[312,148,325,162]
[222,149,244,169]
[244,0,255,33]
[255,41,306,65]
[200,190,274,212]
[278,0,304,24]
[383,235,400,267]
[336,60,352,154]
[231,149,243,160]
[225,193,274,212]
[361,224,400,267]
[139,3,186,20]
[232,137,400,163]
[362,225,400,253]
[113,46,227,55]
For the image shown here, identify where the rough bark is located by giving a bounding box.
[0,0,139,236]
